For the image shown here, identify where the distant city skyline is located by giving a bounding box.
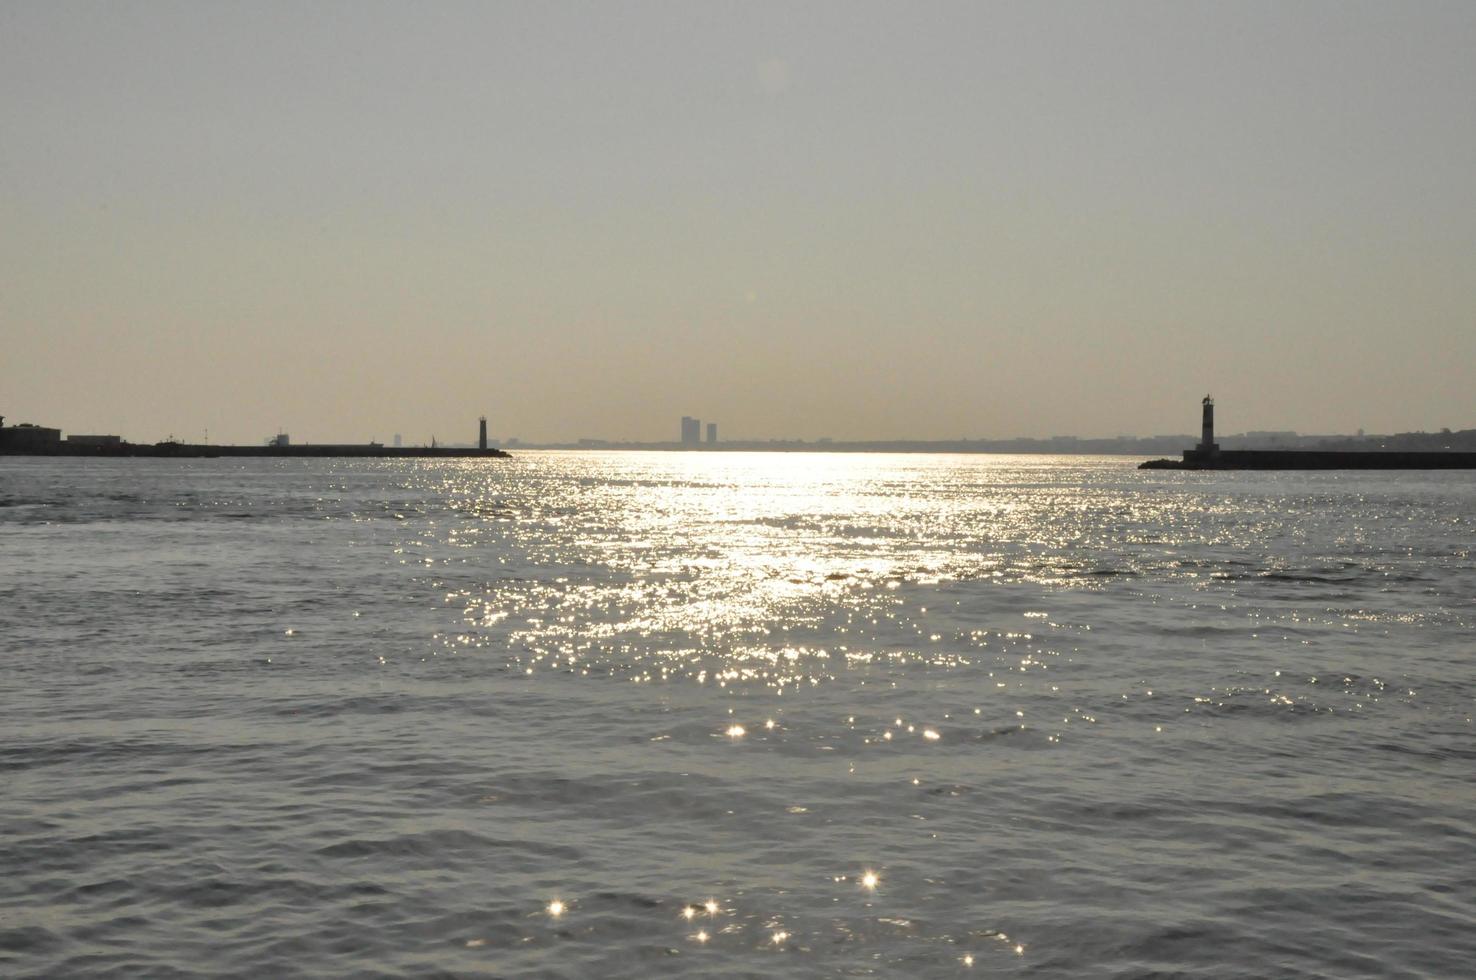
[3,2,1473,444]
[0,402,1469,452]
[8,399,1475,456]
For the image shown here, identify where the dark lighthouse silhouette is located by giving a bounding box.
[1141,397,1476,470]
[1199,395,1218,455]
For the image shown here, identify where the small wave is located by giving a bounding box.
[1259,571,1363,584]
[316,830,582,863]
[0,925,66,955]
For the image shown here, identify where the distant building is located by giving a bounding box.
[479,416,488,451]
[394,433,402,448]
[706,422,717,444]
[66,434,122,447]
[269,433,290,448]
[0,422,62,452]
[1245,430,1298,446]
[681,416,701,445]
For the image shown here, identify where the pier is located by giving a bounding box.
[1140,399,1476,470]
[0,415,510,459]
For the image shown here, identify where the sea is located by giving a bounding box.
[2,452,1472,979]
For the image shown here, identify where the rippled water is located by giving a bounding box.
[2,452,1473,978]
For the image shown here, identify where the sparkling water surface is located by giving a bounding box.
[2,452,1473,978]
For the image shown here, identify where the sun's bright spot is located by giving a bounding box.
[772,929,789,945]
[681,905,696,921]
[694,929,709,943]
[922,728,940,741]
[704,899,719,915]
[963,953,975,966]
[860,870,879,891]
[726,724,746,738]
[546,899,565,917]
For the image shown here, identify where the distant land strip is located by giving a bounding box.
[519,429,1476,455]
[0,440,509,459]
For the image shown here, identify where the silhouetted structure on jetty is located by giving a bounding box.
[1140,398,1476,470]
[0,414,509,459]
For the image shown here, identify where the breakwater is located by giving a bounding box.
[2,441,509,459]
[1141,449,1476,470]
[1,413,509,459]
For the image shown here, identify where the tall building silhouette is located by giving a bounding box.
[706,423,717,444]
[681,416,700,445]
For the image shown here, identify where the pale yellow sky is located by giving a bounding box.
[3,2,1473,444]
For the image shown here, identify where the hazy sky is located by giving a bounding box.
[3,1,1473,444]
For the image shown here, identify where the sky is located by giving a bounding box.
[3,1,1474,444]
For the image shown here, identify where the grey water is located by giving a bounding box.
[2,452,1472,978]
